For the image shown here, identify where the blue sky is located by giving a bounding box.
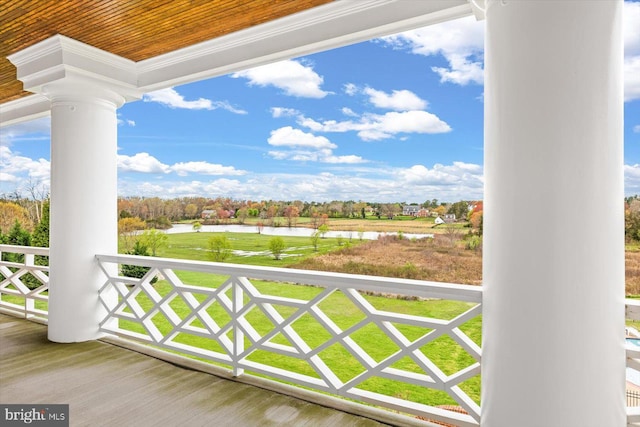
[2,2,640,203]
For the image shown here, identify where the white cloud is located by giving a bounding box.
[625,164,640,194]
[399,162,483,186]
[381,15,484,85]
[626,56,640,102]
[0,145,50,184]
[117,153,171,174]
[323,154,367,164]
[171,161,246,176]
[299,110,451,141]
[0,172,17,182]
[634,125,640,133]
[231,60,329,98]
[266,127,366,164]
[626,1,640,101]
[379,3,639,95]
[143,88,247,114]
[117,153,247,177]
[116,162,484,202]
[343,83,358,96]
[268,126,336,149]
[341,107,358,117]
[271,107,300,118]
[268,149,366,164]
[363,88,427,111]
[0,117,50,143]
[117,118,136,126]
[117,114,136,127]
[626,1,640,57]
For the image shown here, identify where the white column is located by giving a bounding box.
[482,1,625,426]
[46,84,123,342]
[8,35,139,342]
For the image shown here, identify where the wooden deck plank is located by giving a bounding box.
[0,314,389,426]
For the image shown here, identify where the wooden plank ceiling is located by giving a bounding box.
[0,0,333,105]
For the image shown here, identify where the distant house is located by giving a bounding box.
[201,209,215,219]
[402,205,421,216]
[435,214,456,226]
[417,208,430,218]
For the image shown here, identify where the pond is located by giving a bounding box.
[165,223,434,241]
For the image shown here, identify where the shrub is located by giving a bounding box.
[466,235,482,251]
[318,224,329,238]
[310,231,321,251]
[400,262,418,279]
[207,235,232,262]
[145,216,172,230]
[269,237,286,260]
[121,240,158,284]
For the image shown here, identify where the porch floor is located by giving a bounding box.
[0,314,390,427]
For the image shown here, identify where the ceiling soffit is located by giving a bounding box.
[1,0,473,127]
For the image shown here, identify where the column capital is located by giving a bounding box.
[8,35,141,107]
[468,0,487,20]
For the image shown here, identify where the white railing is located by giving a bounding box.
[627,299,640,426]
[0,244,49,321]
[4,244,635,426]
[96,253,482,426]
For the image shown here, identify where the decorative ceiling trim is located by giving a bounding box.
[1,0,473,127]
[137,0,472,92]
[0,94,50,127]
[8,35,139,98]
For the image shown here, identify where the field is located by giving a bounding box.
[116,231,483,408]
[229,215,467,235]
[295,234,482,285]
[153,231,342,268]
[146,221,640,293]
[7,225,640,411]
[120,275,481,407]
[627,248,640,295]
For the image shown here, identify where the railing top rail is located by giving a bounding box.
[0,244,49,256]
[96,253,483,303]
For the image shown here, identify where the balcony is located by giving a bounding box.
[0,314,404,426]
[0,1,627,425]
[0,244,633,426]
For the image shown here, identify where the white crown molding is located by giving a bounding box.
[137,0,472,92]
[7,34,140,103]
[469,0,487,20]
[2,0,472,126]
[0,94,50,127]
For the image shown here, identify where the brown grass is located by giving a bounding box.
[627,249,640,295]
[293,234,483,286]
[292,235,640,294]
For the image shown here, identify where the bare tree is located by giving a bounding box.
[25,178,49,223]
[443,223,460,247]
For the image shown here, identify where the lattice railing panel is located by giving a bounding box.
[0,245,49,320]
[97,253,482,426]
[627,299,640,426]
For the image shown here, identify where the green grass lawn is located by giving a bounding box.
[3,231,481,410]
[136,232,351,267]
[118,277,481,407]
[113,231,482,408]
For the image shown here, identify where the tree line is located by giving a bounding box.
[116,196,480,224]
[9,192,639,241]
